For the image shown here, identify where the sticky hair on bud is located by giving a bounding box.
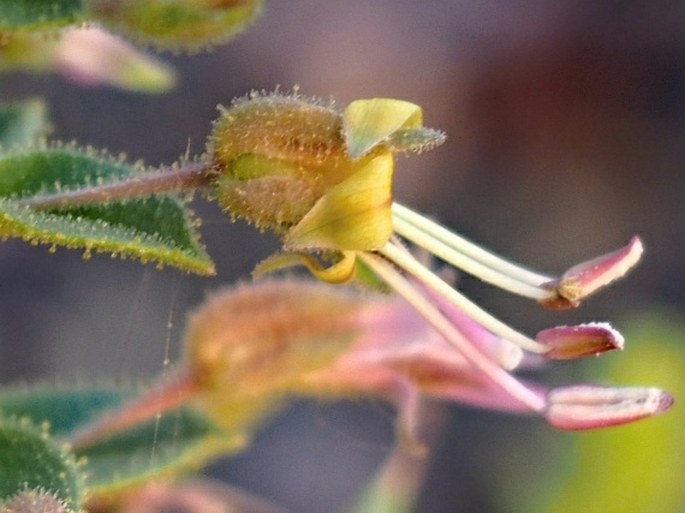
[184,279,365,430]
[209,91,445,254]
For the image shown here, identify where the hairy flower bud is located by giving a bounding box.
[209,92,445,272]
[184,279,365,431]
[210,93,348,234]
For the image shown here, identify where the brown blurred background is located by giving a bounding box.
[1,2,684,512]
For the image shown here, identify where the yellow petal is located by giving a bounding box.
[283,152,394,251]
[253,251,357,284]
[342,98,423,159]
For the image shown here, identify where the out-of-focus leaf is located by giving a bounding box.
[0,1,263,52]
[0,99,48,148]
[88,0,264,52]
[0,147,215,274]
[0,416,84,509]
[535,310,685,513]
[1,29,177,93]
[0,385,244,496]
[82,405,242,494]
[0,385,126,436]
[0,0,85,31]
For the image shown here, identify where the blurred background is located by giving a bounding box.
[1,2,685,512]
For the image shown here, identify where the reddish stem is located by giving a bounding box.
[67,369,202,450]
[18,162,215,210]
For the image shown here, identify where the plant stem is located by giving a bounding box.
[18,162,215,210]
[67,370,202,450]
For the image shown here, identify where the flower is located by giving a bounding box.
[206,92,671,430]
[68,277,672,453]
[189,278,673,442]
[38,92,672,449]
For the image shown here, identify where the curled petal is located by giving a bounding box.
[545,385,674,430]
[541,236,643,308]
[253,250,357,284]
[536,322,624,360]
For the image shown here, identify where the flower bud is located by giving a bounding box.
[209,92,444,258]
[184,279,365,431]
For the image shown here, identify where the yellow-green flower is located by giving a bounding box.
[208,91,664,417]
[20,91,671,428]
[209,91,446,282]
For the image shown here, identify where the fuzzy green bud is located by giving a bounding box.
[209,92,445,275]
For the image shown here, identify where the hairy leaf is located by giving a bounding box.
[0,385,243,495]
[88,0,264,52]
[0,416,84,510]
[0,0,85,30]
[0,147,215,274]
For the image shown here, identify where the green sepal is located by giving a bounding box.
[0,385,243,496]
[0,0,85,31]
[0,416,84,510]
[0,146,215,275]
[0,99,49,149]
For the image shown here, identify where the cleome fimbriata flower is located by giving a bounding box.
[23,91,673,432]
[206,91,671,429]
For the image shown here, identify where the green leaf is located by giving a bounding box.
[0,416,84,510]
[87,0,264,52]
[0,386,125,436]
[0,385,244,495]
[82,405,243,494]
[0,147,215,274]
[0,99,49,149]
[0,0,85,31]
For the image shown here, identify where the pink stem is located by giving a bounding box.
[19,162,214,210]
[67,370,202,449]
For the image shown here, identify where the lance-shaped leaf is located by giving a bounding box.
[0,385,242,496]
[0,0,85,31]
[0,147,215,274]
[0,416,84,510]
